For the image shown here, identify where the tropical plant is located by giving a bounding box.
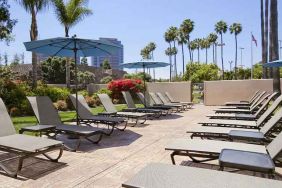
[164,29,174,81]
[177,28,187,74]
[0,0,17,43]
[269,0,280,93]
[100,76,113,84]
[140,46,150,59]
[189,40,197,62]
[100,58,111,69]
[215,20,228,79]
[208,33,218,64]
[230,23,242,80]
[123,72,151,82]
[180,19,194,61]
[193,38,202,63]
[52,0,93,88]
[200,38,211,64]
[16,0,49,88]
[147,42,156,59]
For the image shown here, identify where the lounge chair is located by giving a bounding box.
[69,94,128,135]
[214,92,267,114]
[165,130,282,167]
[122,163,282,188]
[25,96,108,151]
[149,92,183,112]
[0,98,63,178]
[121,91,163,117]
[165,91,193,108]
[224,90,260,106]
[198,94,282,129]
[207,92,278,120]
[156,92,189,110]
[97,94,148,126]
[136,92,172,114]
[187,105,282,143]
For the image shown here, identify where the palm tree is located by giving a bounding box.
[215,20,228,79]
[189,41,197,62]
[200,38,211,64]
[147,42,156,59]
[208,33,218,64]
[194,38,202,63]
[52,0,93,88]
[229,23,242,80]
[140,46,150,59]
[261,0,267,78]
[16,0,49,88]
[164,30,174,81]
[180,19,194,61]
[168,27,178,77]
[265,0,270,78]
[177,28,187,74]
[269,0,280,93]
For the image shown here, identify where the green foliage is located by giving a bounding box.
[123,72,151,82]
[0,0,17,43]
[77,71,95,85]
[10,53,20,66]
[229,23,242,35]
[80,57,88,65]
[183,63,220,83]
[100,76,113,84]
[0,66,16,79]
[33,84,70,102]
[215,20,228,34]
[100,58,111,69]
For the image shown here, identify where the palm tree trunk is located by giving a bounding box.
[30,9,38,88]
[212,43,215,64]
[187,37,192,61]
[65,27,71,88]
[261,0,267,78]
[270,0,280,93]
[173,41,177,77]
[205,48,208,64]
[265,0,272,78]
[169,43,172,82]
[191,50,194,62]
[181,43,185,74]
[197,48,200,63]
[220,34,225,79]
[234,35,238,80]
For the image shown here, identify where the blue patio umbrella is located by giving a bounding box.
[24,35,122,123]
[120,61,169,106]
[263,60,282,67]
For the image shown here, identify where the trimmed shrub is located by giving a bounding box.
[54,100,68,111]
[33,85,70,102]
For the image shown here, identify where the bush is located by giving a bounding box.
[33,84,70,102]
[85,96,97,107]
[107,79,144,99]
[54,100,68,111]
[100,76,113,84]
[124,72,151,82]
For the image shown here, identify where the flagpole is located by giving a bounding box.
[251,32,253,79]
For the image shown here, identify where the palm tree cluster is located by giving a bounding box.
[164,18,243,81]
[140,42,156,60]
[16,0,92,88]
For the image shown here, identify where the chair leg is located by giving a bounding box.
[42,147,64,162]
[0,157,24,178]
[85,133,103,144]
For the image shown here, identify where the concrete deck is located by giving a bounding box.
[0,104,281,187]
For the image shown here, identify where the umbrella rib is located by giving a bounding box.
[79,41,112,55]
[53,40,74,57]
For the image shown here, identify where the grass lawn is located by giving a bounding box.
[12,104,128,133]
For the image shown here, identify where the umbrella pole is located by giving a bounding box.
[74,39,79,125]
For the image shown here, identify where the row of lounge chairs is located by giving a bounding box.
[122,90,282,187]
[0,91,189,178]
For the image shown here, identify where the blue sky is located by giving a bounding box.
[1,0,281,78]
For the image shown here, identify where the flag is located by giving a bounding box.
[252,34,257,47]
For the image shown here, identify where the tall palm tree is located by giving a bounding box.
[16,0,49,88]
[208,33,218,64]
[194,38,202,63]
[229,23,242,80]
[140,46,150,60]
[164,30,174,81]
[265,0,271,78]
[200,38,211,64]
[189,41,197,62]
[261,0,267,78]
[269,0,280,93]
[177,28,187,74]
[215,20,228,79]
[147,42,156,59]
[52,0,93,88]
[168,27,178,77]
[180,19,194,61]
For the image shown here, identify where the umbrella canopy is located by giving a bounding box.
[120,61,169,69]
[263,60,282,67]
[24,36,122,124]
[24,36,121,57]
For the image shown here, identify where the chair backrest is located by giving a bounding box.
[97,94,117,113]
[254,92,278,117]
[136,92,154,107]
[27,96,62,125]
[249,91,266,110]
[266,131,282,160]
[122,91,137,108]
[0,98,16,137]
[165,92,175,102]
[69,94,94,119]
[256,95,282,126]
[149,92,163,105]
[249,90,260,104]
[156,92,170,104]
[260,106,282,135]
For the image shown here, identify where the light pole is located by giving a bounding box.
[217,43,226,79]
[279,40,282,59]
[228,60,233,71]
[239,47,244,68]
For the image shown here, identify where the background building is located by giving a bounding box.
[91,38,123,69]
